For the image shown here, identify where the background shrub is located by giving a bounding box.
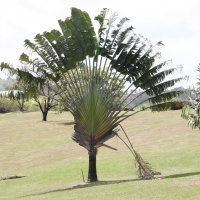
[0,98,18,113]
[167,97,184,110]
[24,100,40,112]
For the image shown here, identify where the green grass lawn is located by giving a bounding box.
[0,110,200,199]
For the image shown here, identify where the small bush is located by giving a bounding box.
[54,103,68,114]
[135,103,149,111]
[24,100,40,112]
[168,98,184,110]
[170,102,184,110]
[0,98,18,113]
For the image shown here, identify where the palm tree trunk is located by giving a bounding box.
[87,148,98,182]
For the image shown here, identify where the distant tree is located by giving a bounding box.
[1,64,58,121]
[36,81,58,121]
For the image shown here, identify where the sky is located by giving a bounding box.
[0,0,200,89]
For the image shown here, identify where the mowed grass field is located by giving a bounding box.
[0,110,200,199]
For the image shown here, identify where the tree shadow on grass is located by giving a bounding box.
[19,171,200,198]
[164,171,200,179]
[47,120,74,125]
[19,178,141,198]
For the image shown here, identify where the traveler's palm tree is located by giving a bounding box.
[1,8,186,182]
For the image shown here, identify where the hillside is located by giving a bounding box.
[124,87,190,107]
[0,78,16,91]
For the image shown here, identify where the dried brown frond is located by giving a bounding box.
[134,149,161,179]
[116,124,161,179]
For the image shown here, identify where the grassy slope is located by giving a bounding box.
[0,110,200,199]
